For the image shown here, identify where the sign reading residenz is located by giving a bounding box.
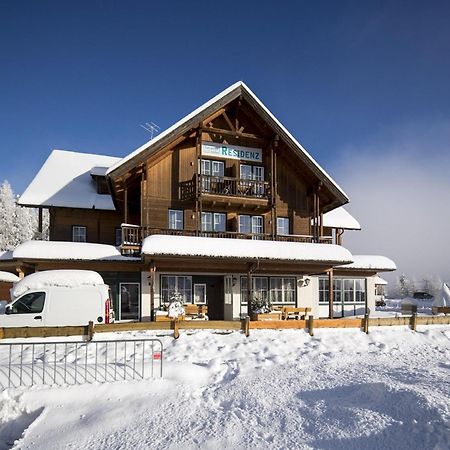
[202,142,262,162]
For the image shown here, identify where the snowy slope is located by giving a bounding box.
[1,326,449,449]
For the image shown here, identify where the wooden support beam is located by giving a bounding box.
[201,126,267,142]
[328,269,334,319]
[222,111,236,133]
[149,262,156,321]
[38,208,43,236]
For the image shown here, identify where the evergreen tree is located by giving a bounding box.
[0,181,17,250]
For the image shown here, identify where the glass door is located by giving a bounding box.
[119,282,140,321]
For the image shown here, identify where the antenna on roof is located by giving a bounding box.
[140,121,161,139]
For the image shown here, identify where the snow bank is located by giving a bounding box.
[339,254,397,271]
[11,270,105,299]
[1,327,449,449]
[18,149,120,210]
[0,271,20,283]
[320,206,361,230]
[142,234,353,263]
[12,240,139,261]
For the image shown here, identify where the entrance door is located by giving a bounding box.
[119,283,140,321]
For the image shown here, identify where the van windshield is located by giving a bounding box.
[11,292,46,314]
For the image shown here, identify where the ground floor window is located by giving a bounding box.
[241,276,296,305]
[161,275,192,304]
[72,225,86,242]
[319,278,365,304]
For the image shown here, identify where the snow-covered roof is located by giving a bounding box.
[338,255,397,272]
[142,235,353,264]
[0,251,13,261]
[18,150,121,210]
[107,82,348,206]
[11,270,105,299]
[12,241,140,262]
[0,271,20,283]
[90,166,109,177]
[373,276,388,285]
[320,207,361,230]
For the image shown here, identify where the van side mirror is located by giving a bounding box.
[5,305,11,315]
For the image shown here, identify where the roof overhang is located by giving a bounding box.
[141,235,354,267]
[336,255,397,273]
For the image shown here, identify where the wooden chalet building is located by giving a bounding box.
[1,82,396,321]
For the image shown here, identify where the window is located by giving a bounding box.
[277,217,290,235]
[240,164,265,196]
[161,275,192,304]
[241,277,269,305]
[115,228,122,246]
[201,212,226,232]
[72,226,87,242]
[193,284,206,304]
[239,215,264,235]
[319,278,365,304]
[270,277,296,304]
[168,210,183,230]
[201,159,224,192]
[10,292,45,314]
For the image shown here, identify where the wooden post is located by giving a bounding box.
[149,262,156,321]
[410,312,417,332]
[319,212,323,241]
[364,313,369,334]
[243,316,250,337]
[308,315,314,336]
[173,319,180,339]
[124,183,128,224]
[328,269,334,319]
[38,208,43,237]
[87,321,94,341]
[195,128,201,236]
[270,143,275,239]
[247,267,253,320]
[273,136,278,237]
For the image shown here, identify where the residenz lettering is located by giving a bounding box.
[202,142,262,162]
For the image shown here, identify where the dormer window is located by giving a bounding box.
[90,166,110,195]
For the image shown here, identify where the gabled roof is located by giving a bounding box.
[107,81,349,206]
[18,150,120,210]
[321,207,361,230]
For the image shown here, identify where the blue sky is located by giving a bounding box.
[2,0,449,194]
[1,0,450,280]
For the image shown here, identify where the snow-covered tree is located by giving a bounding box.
[394,273,410,298]
[0,180,48,251]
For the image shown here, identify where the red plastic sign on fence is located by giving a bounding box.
[153,352,161,360]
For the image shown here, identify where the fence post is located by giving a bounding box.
[243,316,250,337]
[172,319,180,339]
[308,315,314,336]
[364,314,369,334]
[410,313,417,332]
[87,321,94,342]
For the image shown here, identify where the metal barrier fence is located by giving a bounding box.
[0,338,163,389]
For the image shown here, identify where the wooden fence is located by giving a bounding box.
[1,315,450,340]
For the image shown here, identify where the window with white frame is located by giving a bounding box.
[161,275,192,304]
[168,209,183,230]
[201,212,226,232]
[319,278,365,304]
[241,276,296,305]
[270,277,296,304]
[239,215,263,235]
[72,225,87,242]
[277,217,290,235]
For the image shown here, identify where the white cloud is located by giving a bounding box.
[333,119,450,286]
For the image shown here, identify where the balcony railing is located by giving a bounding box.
[179,175,270,201]
[120,225,332,250]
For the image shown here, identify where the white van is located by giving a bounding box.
[0,270,115,327]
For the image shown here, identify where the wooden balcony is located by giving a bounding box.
[180,175,270,204]
[120,224,332,252]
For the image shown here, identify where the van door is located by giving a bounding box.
[4,291,47,327]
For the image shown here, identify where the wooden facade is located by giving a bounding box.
[109,95,344,248]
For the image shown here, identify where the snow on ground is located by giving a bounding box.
[1,326,450,449]
[376,298,434,316]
